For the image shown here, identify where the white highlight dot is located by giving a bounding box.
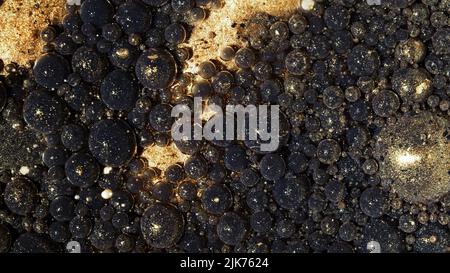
[103,166,113,174]
[300,0,315,11]
[101,189,113,200]
[19,166,30,175]
[367,241,381,253]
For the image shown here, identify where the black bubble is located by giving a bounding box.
[152,181,174,203]
[201,184,232,214]
[115,234,134,252]
[196,62,217,81]
[250,211,272,234]
[288,13,308,34]
[398,214,417,233]
[259,153,285,181]
[40,26,57,43]
[177,181,197,201]
[235,48,256,69]
[102,23,122,42]
[165,164,185,183]
[339,222,357,242]
[308,192,327,213]
[184,154,208,179]
[109,39,139,70]
[48,222,71,243]
[88,119,137,167]
[149,104,174,132]
[178,231,204,253]
[72,46,109,83]
[100,70,139,111]
[217,212,246,246]
[316,139,341,165]
[100,205,114,221]
[135,49,177,89]
[273,176,309,210]
[323,86,344,109]
[246,188,268,212]
[324,5,350,31]
[324,179,346,203]
[359,188,387,218]
[224,145,248,172]
[331,30,353,54]
[49,196,75,222]
[346,126,369,148]
[174,138,203,155]
[69,216,92,239]
[80,0,114,27]
[98,40,113,55]
[307,35,331,60]
[61,124,87,152]
[270,21,290,40]
[140,203,184,248]
[347,45,379,76]
[328,241,354,253]
[285,49,310,76]
[432,28,450,55]
[260,79,282,103]
[372,90,400,117]
[220,46,235,61]
[212,71,234,94]
[116,1,152,34]
[164,23,187,45]
[33,53,70,89]
[42,146,68,168]
[4,177,37,216]
[287,152,308,174]
[89,221,116,251]
[65,84,91,111]
[239,168,260,187]
[44,178,75,200]
[83,100,106,124]
[11,233,60,253]
[54,33,78,56]
[276,219,296,238]
[171,0,193,13]
[111,190,134,212]
[348,100,368,122]
[253,62,273,81]
[65,153,100,188]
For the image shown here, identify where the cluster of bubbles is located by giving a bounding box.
[0,0,449,253]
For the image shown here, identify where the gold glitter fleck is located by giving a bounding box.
[142,143,189,174]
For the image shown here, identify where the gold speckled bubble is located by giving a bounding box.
[374,112,450,204]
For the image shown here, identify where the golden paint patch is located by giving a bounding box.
[0,0,66,66]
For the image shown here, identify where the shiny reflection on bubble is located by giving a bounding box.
[374,112,450,204]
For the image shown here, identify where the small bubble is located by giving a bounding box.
[66,241,81,253]
[367,241,381,253]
